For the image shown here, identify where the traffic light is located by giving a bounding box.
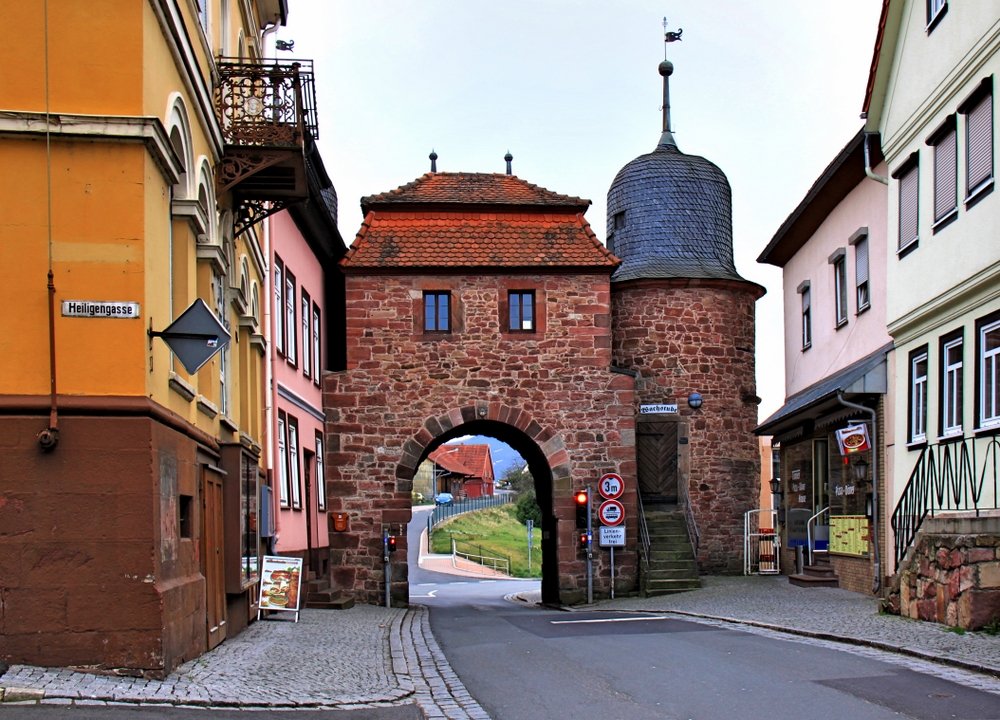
[387,536,398,553]
[575,490,589,529]
[579,532,589,551]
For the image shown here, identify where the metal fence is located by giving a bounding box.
[451,538,511,576]
[427,492,515,546]
[744,509,780,575]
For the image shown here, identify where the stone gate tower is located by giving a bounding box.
[608,56,766,573]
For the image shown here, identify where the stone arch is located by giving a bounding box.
[397,401,570,604]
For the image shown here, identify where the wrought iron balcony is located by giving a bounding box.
[214,58,319,235]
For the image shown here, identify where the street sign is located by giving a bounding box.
[62,300,140,319]
[598,473,624,500]
[598,500,625,526]
[149,299,230,374]
[640,403,678,414]
[599,525,625,547]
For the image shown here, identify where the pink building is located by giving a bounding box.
[265,145,346,587]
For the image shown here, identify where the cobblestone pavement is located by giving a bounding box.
[0,604,485,717]
[586,575,1000,683]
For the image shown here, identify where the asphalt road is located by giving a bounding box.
[413,509,1000,720]
[0,706,421,719]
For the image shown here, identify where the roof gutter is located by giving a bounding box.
[864,133,889,186]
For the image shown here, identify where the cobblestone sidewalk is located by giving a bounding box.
[589,575,1000,678]
[0,604,487,717]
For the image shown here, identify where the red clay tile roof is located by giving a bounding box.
[429,444,493,480]
[361,173,591,213]
[341,210,619,270]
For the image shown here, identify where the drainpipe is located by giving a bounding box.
[864,133,889,185]
[837,392,880,594]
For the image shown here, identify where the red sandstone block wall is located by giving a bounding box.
[326,272,637,605]
[612,283,760,574]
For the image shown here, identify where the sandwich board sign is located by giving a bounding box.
[258,556,304,622]
[149,298,230,374]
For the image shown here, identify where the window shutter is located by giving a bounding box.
[934,128,957,220]
[967,94,993,193]
[855,237,869,286]
[802,287,810,311]
[898,165,919,249]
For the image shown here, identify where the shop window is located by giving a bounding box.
[274,258,285,356]
[978,312,1000,430]
[894,154,920,255]
[424,291,450,333]
[940,332,964,437]
[798,281,811,350]
[909,347,929,444]
[285,270,297,366]
[277,412,290,507]
[929,116,957,229]
[315,431,326,511]
[960,79,994,204]
[770,447,780,482]
[301,290,311,378]
[509,291,535,332]
[240,453,259,586]
[288,416,302,509]
[179,495,193,539]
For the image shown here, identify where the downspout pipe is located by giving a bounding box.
[864,132,889,185]
[837,392,880,594]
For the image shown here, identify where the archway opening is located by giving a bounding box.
[414,419,559,604]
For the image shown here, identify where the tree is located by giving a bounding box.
[515,490,542,527]
[502,464,534,494]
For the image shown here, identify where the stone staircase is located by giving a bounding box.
[788,555,839,588]
[304,570,355,610]
[641,508,701,596]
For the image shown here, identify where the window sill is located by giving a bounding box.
[932,207,958,233]
[897,238,919,259]
[936,432,964,444]
[965,177,994,210]
[906,439,928,451]
[926,2,947,34]
[835,319,848,331]
[196,395,219,419]
[974,424,1000,438]
[856,303,871,316]
[220,415,239,433]
[169,372,196,402]
[801,343,812,352]
[415,332,453,341]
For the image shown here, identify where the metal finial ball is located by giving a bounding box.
[429,150,438,160]
[504,151,513,161]
[658,60,674,77]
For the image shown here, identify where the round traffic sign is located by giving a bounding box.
[598,473,624,500]
[598,500,625,526]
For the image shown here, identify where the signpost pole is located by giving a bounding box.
[586,488,593,605]
[383,527,391,609]
[526,519,533,572]
[610,546,615,599]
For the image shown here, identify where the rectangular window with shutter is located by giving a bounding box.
[854,235,870,312]
[894,156,919,254]
[312,304,321,384]
[961,81,993,204]
[799,281,811,350]
[929,119,957,229]
[831,252,848,328]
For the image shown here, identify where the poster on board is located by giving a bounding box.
[257,556,304,621]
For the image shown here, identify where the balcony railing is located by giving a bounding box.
[891,436,1000,568]
[214,59,319,236]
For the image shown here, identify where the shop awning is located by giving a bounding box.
[755,342,893,438]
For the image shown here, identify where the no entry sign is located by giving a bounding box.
[598,473,624,500]
[598,500,625,526]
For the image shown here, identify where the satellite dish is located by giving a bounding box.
[149,299,231,374]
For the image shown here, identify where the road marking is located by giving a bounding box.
[417,583,437,586]
[451,582,468,585]
[480,580,495,583]
[550,616,670,625]
[411,590,438,598]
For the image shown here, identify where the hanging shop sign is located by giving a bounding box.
[836,424,871,455]
[598,473,624,500]
[62,300,140,318]
[258,556,304,621]
[640,404,678,414]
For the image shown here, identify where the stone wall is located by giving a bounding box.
[325,271,637,605]
[892,530,1000,630]
[612,279,760,574]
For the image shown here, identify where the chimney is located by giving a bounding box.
[504,151,513,175]
[429,149,438,173]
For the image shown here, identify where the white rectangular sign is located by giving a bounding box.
[599,526,625,547]
[62,300,141,319]
[640,404,678,415]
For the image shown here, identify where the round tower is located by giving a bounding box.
[609,51,765,574]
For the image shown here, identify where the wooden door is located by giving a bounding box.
[201,466,227,650]
[636,421,679,504]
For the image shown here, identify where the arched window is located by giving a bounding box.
[166,98,193,199]
[250,280,260,326]
[240,256,250,300]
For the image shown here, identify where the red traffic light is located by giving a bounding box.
[575,491,588,505]
[579,533,588,549]
[388,536,398,552]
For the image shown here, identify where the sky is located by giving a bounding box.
[278,1,884,421]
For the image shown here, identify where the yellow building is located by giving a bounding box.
[0,0,315,674]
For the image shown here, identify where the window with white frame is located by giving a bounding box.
[831,250,848,327]
[275,258,285,355]
[910,348,929,443]
[927,0,947,28]
[301,290,311,378]
[285,270,297,366]
[980,318,1000,429]
[942,335,963,437]
[213,273,229,416]
[277,412,290,507]
[895,157,919,252]
[962,83,994,201]
[799,282,812,350]
[931,119,957,226]
[312,305,321,383]
[315,432,326,511]
[288,416,301,508]
[854,235,870,312]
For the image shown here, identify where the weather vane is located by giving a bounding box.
[663,16,683,57]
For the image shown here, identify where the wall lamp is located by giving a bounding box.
[688,392,703,409]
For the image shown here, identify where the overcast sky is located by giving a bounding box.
[279,1,884,421]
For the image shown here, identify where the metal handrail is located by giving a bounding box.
[451,538,510,576]
[806,506,829,566]
[679,477,700,566]
[635,489,651,576]
[891,437,1000,568]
